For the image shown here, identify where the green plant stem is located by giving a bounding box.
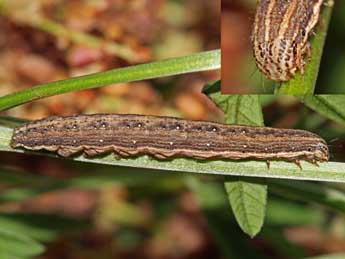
[0,50,220,111]
[275,1,334,94]
[1,124,345,183]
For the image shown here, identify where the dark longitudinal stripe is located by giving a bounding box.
[268,0,292,40]
[252,0,324,81]
[255,0,270,43]
[11,114,329,163]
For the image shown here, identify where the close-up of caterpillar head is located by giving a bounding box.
[305,139,330,163]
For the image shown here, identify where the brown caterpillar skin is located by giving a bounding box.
[252,0,324,81]
[10,114,329,164]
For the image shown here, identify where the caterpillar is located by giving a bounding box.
[252,0,326,81]
[10,114,329,166]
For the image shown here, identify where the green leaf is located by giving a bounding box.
[225,177,267,237]
[206,94,264,126]
[206,94,267,237]
[0,229,44,258]
[298,95,345,126]
[0,50,220,111]
[275,2,334,94]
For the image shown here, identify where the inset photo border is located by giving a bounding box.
[221,0,344,94]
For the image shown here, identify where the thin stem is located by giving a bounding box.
[0,50,220,111]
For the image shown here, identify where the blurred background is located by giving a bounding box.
[221,0,345,94]
[0,0,220,120]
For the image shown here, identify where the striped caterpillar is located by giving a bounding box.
[252,0,327,81]
[10,114,329,167]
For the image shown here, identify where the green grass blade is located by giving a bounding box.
[275,1,334,94]
[298,95,345,126]
[1,123,345,182]
[0,50,220,111]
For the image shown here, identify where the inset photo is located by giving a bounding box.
[221,0,345,94]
